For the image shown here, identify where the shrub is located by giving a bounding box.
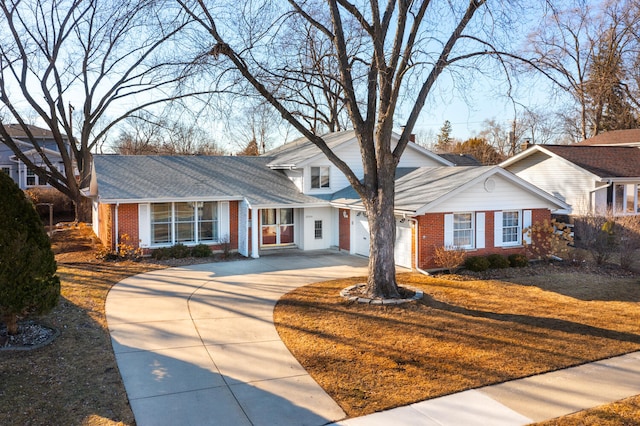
[151,247,172,260]
[432,245,466,272]
[508,253,529,268]
[96,234,142,261]
[573,212,616,265]
[524,219,573,261]
[0,172,60,335]
[191,244,212,258]
[614,216,640,270]
[487,253,510,269]
[464,256,490,272]
[169,243,192,258]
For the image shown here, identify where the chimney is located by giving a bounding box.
[521,138,532,152]
[400,125,416,143]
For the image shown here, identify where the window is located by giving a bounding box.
[502,211,521,245]
[613,183,640,214]
[198,202,218,241]
[175,202,195,243]
[453,213,473,248]
[310,166,330,189]
[314,220,323,239]
[151,203,172,244]
[151,201,218,246]
[1,167,10,175]
[26,168,44,186]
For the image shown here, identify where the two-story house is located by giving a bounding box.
[87,130,567,269]
[0,124,68,189]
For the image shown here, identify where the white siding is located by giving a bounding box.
[504,152,595,215]
[435,175,557,213]
[302,142,445,195]
[300,207,334,250]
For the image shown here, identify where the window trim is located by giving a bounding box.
[452,212,474,249]
[310,166,330,189]
[150,201,219,247]
[501,210,522,246]
[613,183,639,215]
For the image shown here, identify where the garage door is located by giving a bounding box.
[394,219,412,269]
[354,213,412,269]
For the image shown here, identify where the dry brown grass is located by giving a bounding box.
[0,224,165,426]
[274,267,640,419]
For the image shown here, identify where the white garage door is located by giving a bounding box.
[394,219,412,269]
[354,213,412,269]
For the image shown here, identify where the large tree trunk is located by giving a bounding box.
[3,314,18,336]
[364,171,400,299]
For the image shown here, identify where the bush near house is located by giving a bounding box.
[432,245,467,272]
[487,253,510,269]
[464,256,490,272]
[0,172,60,335]
[525,219,573,261]
[508,253,529,268]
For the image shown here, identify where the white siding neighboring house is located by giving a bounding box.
[501,145,640,217]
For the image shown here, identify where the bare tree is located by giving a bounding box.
[0,0,205,219]
[112,113,224,155]
[180,0,526,298]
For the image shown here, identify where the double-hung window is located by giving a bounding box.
[151,201,218,246]
[502,211,521,245]
[453,213,474,248]
[310,166,330,189]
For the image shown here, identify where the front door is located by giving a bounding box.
[261,208,294,246]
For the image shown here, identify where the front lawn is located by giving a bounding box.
[274,265,640,420]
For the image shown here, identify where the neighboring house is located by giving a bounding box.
[436,153,482,166]
[574,129,640,147]
[501,144,640,217]
[88,130,568,269]
[0,124,68,190]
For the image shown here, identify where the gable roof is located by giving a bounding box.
[575,129,640,146]
[331,166,568,214]
[91,155,327,208]
[501,144,640,179]
[264,129,452,168]
[3,124,63,140]
[436,153,482,166]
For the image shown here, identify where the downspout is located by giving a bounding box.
[409,217,430,276]
[114,202,119,253]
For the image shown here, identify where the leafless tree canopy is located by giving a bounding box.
[180,0,528,297]
[0,0,205,219]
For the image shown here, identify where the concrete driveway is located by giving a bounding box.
[106,251,370,426]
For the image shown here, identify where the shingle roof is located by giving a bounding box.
[437,153,482,166]
[541,145,640,178]
[332,166,495,212]
[3,124,60,139]
[264,130,356,167]
[92,155,327,207]
[576,129,640,146]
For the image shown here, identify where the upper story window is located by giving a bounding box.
[310,166,330,189]
[453,213,474,249]
[502,210,521,245]
[1,166,10,175]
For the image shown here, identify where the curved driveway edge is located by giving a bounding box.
[106,251,369,426]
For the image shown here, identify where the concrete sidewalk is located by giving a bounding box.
[106,253,640,426]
